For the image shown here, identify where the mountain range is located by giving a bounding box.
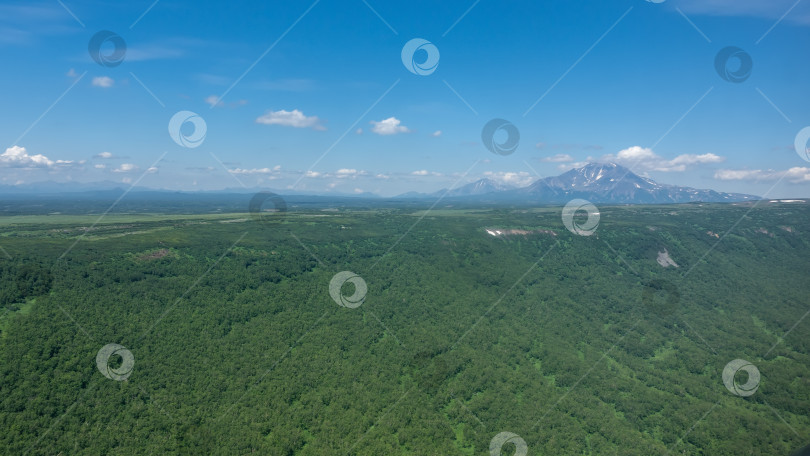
[400,163,759,204]
[0,163,760,206]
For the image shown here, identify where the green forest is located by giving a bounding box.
[0,202,808,455]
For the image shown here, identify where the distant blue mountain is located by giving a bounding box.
[0,163,759,205]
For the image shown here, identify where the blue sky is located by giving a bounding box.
[1,0,809,197]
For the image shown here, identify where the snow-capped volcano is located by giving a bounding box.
[517,162,758,204]
[398,163,759,204]
[516,163,759,204]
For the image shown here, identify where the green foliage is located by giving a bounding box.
[0,203,808,454]
[0,260,52,309]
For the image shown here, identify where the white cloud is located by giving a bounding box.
[714,169,764,180]
[411,170,442,177]
[147,166,158,173]
[483,171,534,187]
[92,76,114,88]
[602,146,724,172]
[256,109,324,130]
[0,146,59,168]
[95,151,113,159]
[94,164,105,169]
[540,154,574,163]
[305,170,322,178]
[615,146,656,161]
[662,153,725,167]
[355,128,363,135]
[336,169,366,179]
[66,68,78,78]
[714,167,810,183]
[431,130,442,137]
[205,95,223,108]
[113,163,137,173]
[370,117,410,135]
[229,166,281,175]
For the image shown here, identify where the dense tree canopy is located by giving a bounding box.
[0,203,808,454]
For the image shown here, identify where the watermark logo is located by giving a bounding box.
[88,30,126,68]
[168,111,207,148]
[714,46,752,83]
[794,127,810,163]
[248,192,287,222]
[722,359,760,397]
[329,271,367,308]
[562,199,600,236]
[481,119,520,156]
[96,343,134,381]
[641,279,680,316]
[401,38,440,76]
[490,431,528,456]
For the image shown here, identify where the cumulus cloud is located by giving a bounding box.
[92,76,114,88]
[411,170,442,177]
[113,163,138,173]
[336,169,366,179]
[370,117,410,135]
[95,151,114,159]
[667,153,725,167]
[0,146,73,168]
[602,146,724,172]
[298,169,368,179]
[482,171,534,187]
[714,167,810,183]
[229,165,282,175]
[540,154,574,163]
[256,109,324,130]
